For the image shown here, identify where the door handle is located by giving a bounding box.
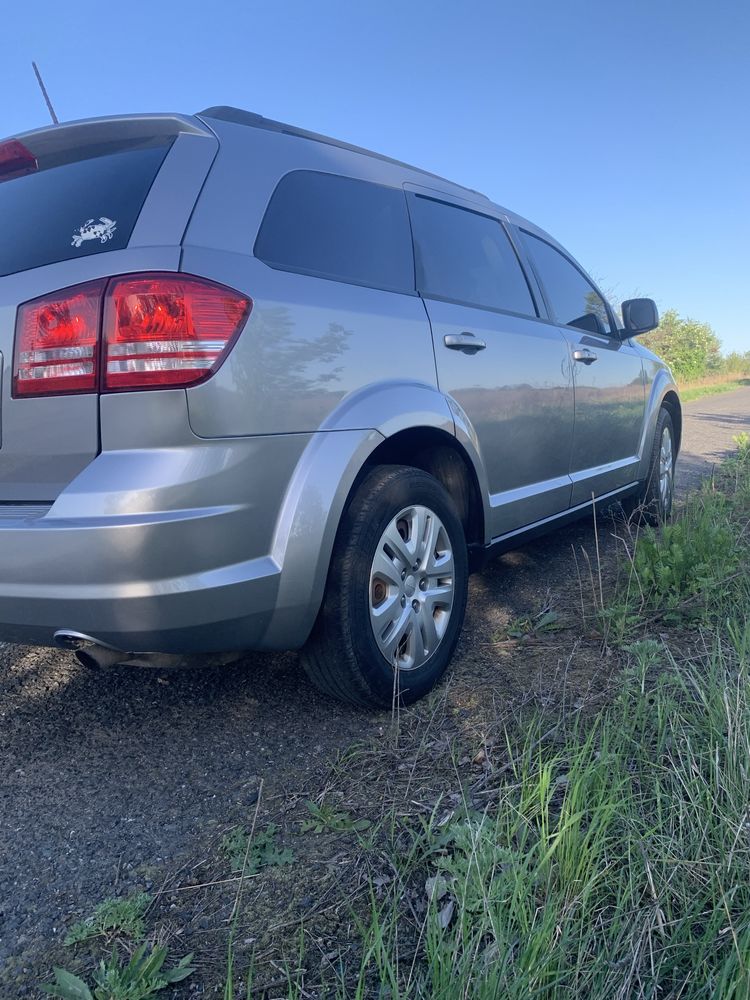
[444,332,487,354]
[572,348,598,365]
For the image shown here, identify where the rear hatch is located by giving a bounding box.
[0,113,217,500]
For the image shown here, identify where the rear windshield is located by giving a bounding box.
[0,138,172,278]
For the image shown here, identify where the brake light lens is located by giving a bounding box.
[14,280,104,396]
[0,140,38,182]
[104,275,250,389]
[12,273,251,398]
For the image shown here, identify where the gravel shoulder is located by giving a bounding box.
[2,386,749,994]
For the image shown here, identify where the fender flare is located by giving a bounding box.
[260,381,490,648]
[636,369,681,481]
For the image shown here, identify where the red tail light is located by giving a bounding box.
[14,280,104,396]
[104,275,250,390]
[13,273,251,398]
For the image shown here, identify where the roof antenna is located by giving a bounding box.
[32,61,59,125]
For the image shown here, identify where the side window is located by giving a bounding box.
[520,231,614,335]
[254,170,414,293]
[409,195,537,316]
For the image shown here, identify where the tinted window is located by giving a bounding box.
[409,195,536,316]
[521,231,613,335]
[255,171,414,293]
[0,141,172,278]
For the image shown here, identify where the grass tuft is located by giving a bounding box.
[64,893,152,946]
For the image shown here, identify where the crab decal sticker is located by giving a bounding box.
[71,217,117,248]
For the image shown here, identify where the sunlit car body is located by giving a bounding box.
[0,107,680,705]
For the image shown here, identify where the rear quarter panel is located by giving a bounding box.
[181,120,478,438]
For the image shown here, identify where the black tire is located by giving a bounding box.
[623,407,676,525]
[301,464,469,708]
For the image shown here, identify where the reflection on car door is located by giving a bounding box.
[407,190,575,537]
[518,230,646,504]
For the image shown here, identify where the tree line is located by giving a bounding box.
[636,310,748,383]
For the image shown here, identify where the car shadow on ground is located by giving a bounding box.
[688,411,750,424]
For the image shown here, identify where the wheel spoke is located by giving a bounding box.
[378,607,412,664]
[423,582,453,615]
[425,525,453,576]
[418,604,440,656]
[381,518,415,572]
[371,548,403,589]
[409,619,428,666]
[417,510,439,569]
[427,546,454,579]
[370,589,400,625]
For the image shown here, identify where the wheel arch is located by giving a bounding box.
[660,389,682,453]
[353,426,486,549]
[638,370,682,482]
[261,387,490,650]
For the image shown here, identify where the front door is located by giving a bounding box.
[517,229,646,504]
[407,191,575,538]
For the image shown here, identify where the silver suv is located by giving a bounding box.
[0,107,680,707]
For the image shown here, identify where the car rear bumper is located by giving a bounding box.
[0,505,284,651]
[0,433,316,653]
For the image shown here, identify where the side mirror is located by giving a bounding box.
[621,298,659,336]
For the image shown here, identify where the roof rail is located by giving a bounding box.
[197,106,488,200]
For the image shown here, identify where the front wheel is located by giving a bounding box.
[625,407,676,524]
[301,465,469,708]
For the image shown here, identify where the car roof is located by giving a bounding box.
[195,107,572,256]
[197,106,491,203]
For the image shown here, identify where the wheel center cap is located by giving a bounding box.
[404,574,417,598]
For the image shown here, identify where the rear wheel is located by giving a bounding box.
[301,465,468,708]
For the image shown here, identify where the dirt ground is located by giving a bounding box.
[1,386,749,995]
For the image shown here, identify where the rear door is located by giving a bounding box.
[517,229,646,504]
[407,189,575,538]
[0,115,216,500]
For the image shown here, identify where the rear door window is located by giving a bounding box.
[520,230,614,336]
[0,139,173,278]
[408,195,537,316]
[254,170,414,293]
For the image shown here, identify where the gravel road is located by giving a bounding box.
[2,386,749,991]
[674,386,750,495]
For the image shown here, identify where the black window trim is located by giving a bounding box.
[253,168,418,297]
[405,192,542,321]
[516,227,621,340]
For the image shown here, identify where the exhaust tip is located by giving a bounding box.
[74,649,102,671]
[54,630,131,669]
[74,645,131,670]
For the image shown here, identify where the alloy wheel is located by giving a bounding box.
[368,504,455,671]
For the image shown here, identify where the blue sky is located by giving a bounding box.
[2,0,748,351]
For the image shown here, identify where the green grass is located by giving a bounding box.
[350,650,750,998]
[679,376,750,402]
[64,893,152,946]
[603,432,750,642]
[220,821,295,874]
[300,800,372,834]
[301,434,750,999]
[47,894,194,999]
[42,944,194,1000]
